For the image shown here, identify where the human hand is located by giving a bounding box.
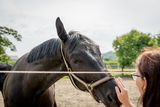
[115,77,134,107]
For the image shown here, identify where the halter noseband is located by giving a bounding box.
[60,43,113,102]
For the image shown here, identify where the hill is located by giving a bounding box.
[102,51,117,59]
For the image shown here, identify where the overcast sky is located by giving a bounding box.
[0,0,160,57]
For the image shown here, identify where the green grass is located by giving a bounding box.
[103,60,118,64]
[108,69,135,72]
[111,73,132,77]
[0,60,17,65]
[8,60,17,65]
[63,76,69,79]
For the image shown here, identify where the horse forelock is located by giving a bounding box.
[67,31,97,53]
[27,39,61,63]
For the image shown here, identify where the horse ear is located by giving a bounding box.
[56,17,68,43]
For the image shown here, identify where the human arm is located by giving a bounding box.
[115,77,135,107]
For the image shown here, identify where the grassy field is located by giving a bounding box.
[108,69,135,77]
[0,60,16,65]
[8,60,17,65]
[108,69,135,72]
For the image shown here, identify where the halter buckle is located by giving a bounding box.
[87,84,93,91]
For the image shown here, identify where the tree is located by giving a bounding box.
[152,34,160,46]
[0,26,22,63]
[113,29,153,72]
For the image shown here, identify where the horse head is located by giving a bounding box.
[55,17,121,107]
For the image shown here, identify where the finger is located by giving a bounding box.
[116,78,124,91]
[117,77,125,88]
[115,86,121,97]
[118,77,125,88]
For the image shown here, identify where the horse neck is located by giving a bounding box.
[24,48,68,96]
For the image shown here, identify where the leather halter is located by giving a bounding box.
[60,43,113,102]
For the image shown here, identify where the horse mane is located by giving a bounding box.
[27,31,94,63]
[27,38,61,63]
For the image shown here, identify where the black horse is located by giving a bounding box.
[3,18,121,107]
[0,63,12,92]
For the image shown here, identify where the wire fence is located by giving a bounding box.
[106,63,136,69]
[0,71,135,74]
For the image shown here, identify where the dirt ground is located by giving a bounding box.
[0,78,140,107]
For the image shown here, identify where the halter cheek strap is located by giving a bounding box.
[60,43,113,102]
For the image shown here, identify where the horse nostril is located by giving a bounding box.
[107,95,113,103]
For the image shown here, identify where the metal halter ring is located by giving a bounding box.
[87,84,93,91]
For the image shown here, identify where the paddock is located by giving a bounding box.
[0,77,139,107]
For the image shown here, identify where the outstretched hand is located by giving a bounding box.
[115,77,134,107]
